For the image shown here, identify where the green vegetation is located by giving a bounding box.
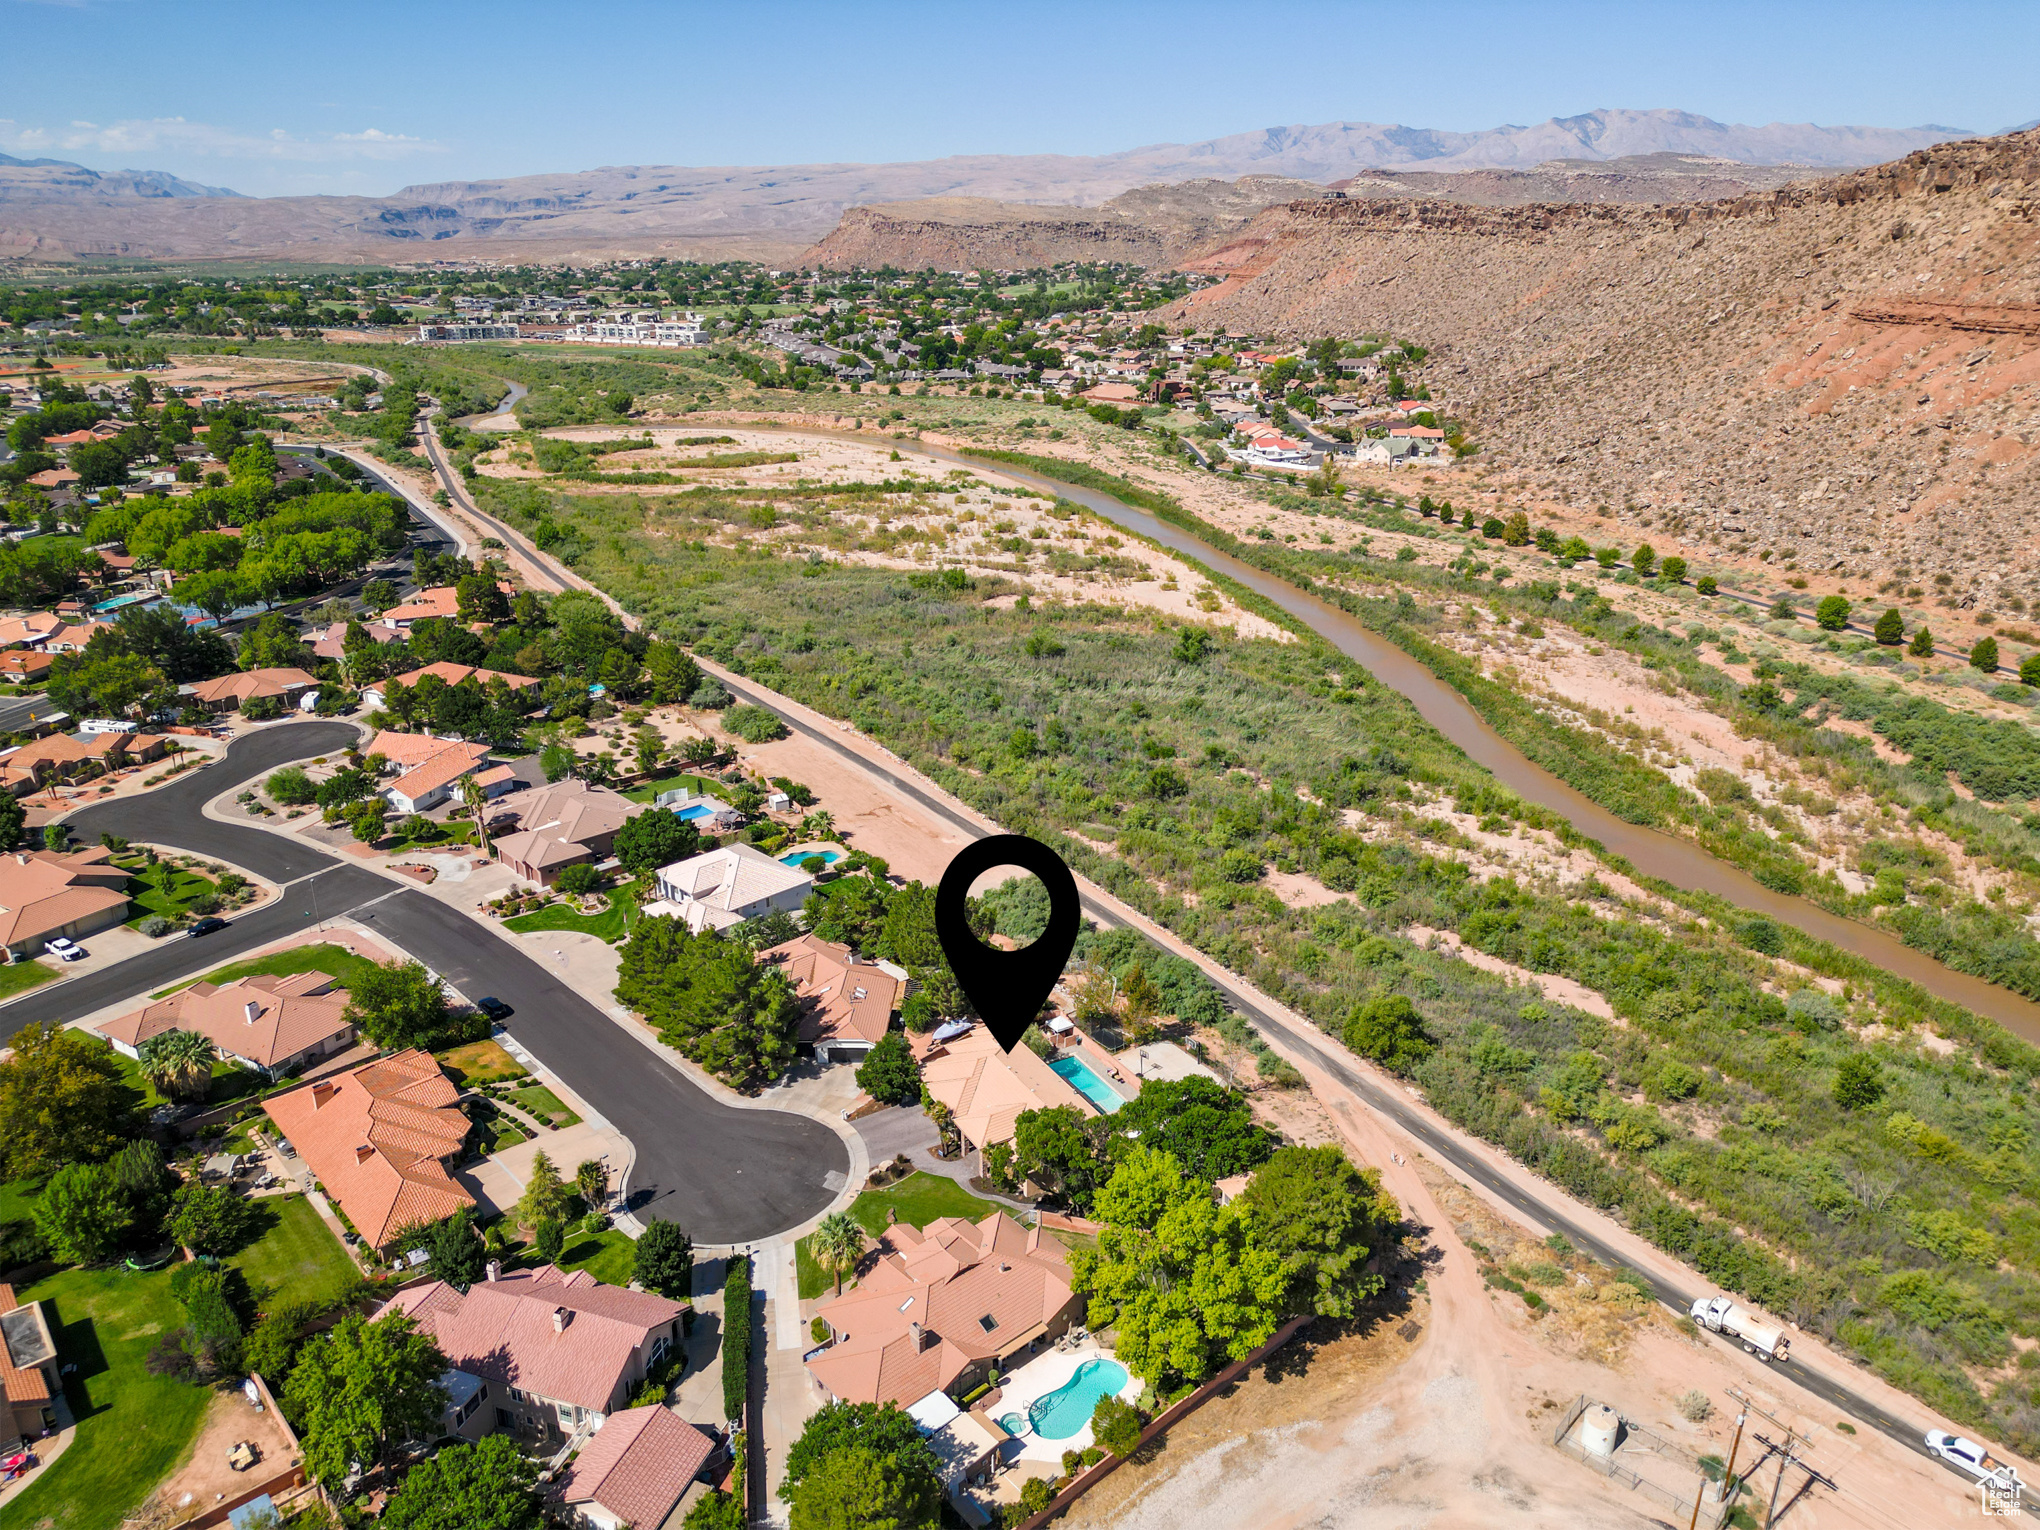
[435,1037,526,1087]
[557,1225,636,1285]
[501,890,633,943]
[225,1193,359,1307]
[847,1171,1000,1236]
[0,960,56,1001]
[466,433,2040,1450]
[165,940,382,996]
[622,770,720,804]
[5,1265,212,1530]
[508,1083,581,1129]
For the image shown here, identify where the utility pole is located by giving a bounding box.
[1692,1407,1748,1530]
[1752,1429,1835,1528]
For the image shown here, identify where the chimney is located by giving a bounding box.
[244,1001,261,1025]
[484,1260,501,1283]
[909,1321,923,1351]
[354,1144,374,1164]
[312,1080,337,1109]
[552,1307,571,1332]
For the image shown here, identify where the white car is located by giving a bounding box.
[44,938,85,962]
[1926,1430,2021,1488]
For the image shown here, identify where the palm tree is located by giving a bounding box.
[460,773,493,858]
[810,1212,866,1297]
[797,810,835,843]
[138,1028,216,1101]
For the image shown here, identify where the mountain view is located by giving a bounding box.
[3,10,2040,1528]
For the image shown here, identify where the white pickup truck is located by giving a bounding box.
[1690,1295,1790,1361]
[1926,1429,2021,1494]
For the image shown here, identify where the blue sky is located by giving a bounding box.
[4,0,2034,197]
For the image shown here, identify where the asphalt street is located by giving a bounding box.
[712,669,1997,1497]
[12,720,845,1242]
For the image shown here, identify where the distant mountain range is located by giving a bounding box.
[0,108,1989,265]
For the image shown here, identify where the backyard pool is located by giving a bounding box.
[676,805,715,821]
[1049,1053,1124,1114]
[1000,1358,1132,1441]
[779,849,842,868]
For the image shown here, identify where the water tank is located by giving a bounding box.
[1580,1403,1622,1458]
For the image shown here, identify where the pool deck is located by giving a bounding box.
[991,1342,1141,1461]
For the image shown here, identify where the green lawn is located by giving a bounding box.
[0,1176,38,1226]
[124,863,218,926]
[557,1227,635,1286]
[6,1264,213,1530]
[468,1102,529,1153]
[622,771,719,805]
[0,959,56,1001]
[848,1172,1002,1238]
[509,1084,580,1129]
[97,1036,261,1111]
[155,940,383,999]
[226,1194,359,1308]
[502,892,631,944]
[798,1173,1003,1299]
[435,1038,527,1086]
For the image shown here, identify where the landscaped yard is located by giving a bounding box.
[225,1193,359,1307]
[798,1173,1004,1300]
[95,1035,261,1111]
[123,861,219,926]
[155,940,382,999]
[849,1172,1001,1237]
[556,1226,635,1286]
[6,1264,214,1530]
[622,770,719,805]
[502,891,633,944]
[0,959,56,1001]
[509,1083,580,1129]
[435,1037,527,1087]
[468,1101,530,1154]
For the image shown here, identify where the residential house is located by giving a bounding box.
[362,663,541,712]
[42,618,114,653]
[0,651,53,685]
[490,778,638,885]
[0,1285,58,1447]
[94,970,356,1077]
[647,844,812,933]
[186,667,318,713]
[367,730,495,815]
[262,1049,474,1252]
[554,1404,717,1530]
[0,614,63,651]
[0,846,132,959]
[379,1265,687,1449]
[914,1022,1098,1168]
[372,585,466,631]
[759,934,902,1062]
[807,1213,1080,1409]
[309,619,403,662]
[0,730,167,791]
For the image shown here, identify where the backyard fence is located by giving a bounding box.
[1008,1315,1313,1530]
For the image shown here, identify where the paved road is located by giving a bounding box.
[712,668,2001,1498]
[14,721,845,1242]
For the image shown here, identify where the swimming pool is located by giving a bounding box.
[1000,1358,1132,1442]
[779,849,841,868]
[1049,1054,1124,1114]
[675,805,715,821]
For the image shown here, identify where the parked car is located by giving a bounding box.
[188,916,228,937]
[474,996,513,1021]
[43,937,84,961]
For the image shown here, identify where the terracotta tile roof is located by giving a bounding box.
[95,970,352,1071]
[371,735,491,805]
[809,1212,1077,1407]
[916,1024,1094,1152]
[262,1048,472,1249]
[0,614,62,649]
[377,586,462,624]
[0,848,131,949]
[0,651,52,679]
[379,1267,687,1415]
[188,667,317,704]
[760,934,900,1048]
[384,662,540,693]
[556,1404,714,1525]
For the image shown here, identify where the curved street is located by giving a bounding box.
[10,722,846,1243]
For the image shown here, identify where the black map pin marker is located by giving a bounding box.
[935,834,1082,1052]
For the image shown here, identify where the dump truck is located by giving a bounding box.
[1690,1295,1790,1361]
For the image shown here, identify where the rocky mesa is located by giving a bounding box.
[1167,130,2040,601]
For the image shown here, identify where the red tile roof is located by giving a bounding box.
[761,934,900,1048]
[95,970,352,1071]
[262,1049,472,1249]
[0,847,131,950]
[557,1404,714,1525]
[380,1267,687,1415]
